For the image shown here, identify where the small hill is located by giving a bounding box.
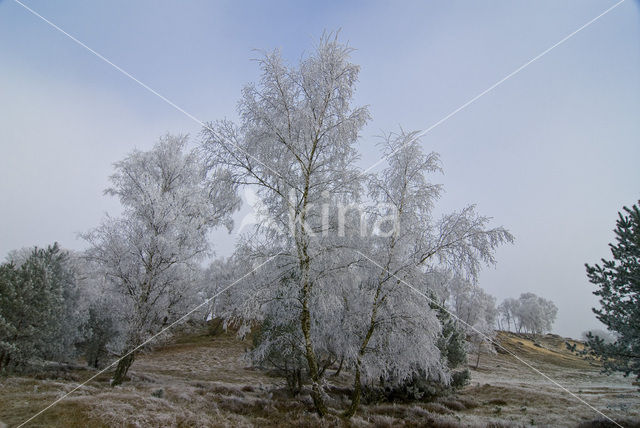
[494,331,595,369]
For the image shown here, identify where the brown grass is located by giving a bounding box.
[0,328,637,427]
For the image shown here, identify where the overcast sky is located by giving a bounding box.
[1,0,638,338]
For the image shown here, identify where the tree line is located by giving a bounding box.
[496,293,558,334]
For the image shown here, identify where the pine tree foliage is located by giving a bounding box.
[0,243,83,372]
[584,201,640,381]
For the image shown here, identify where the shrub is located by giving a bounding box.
[450,369,470,389]
[0,244,83,372]
[79,300,119,368]
[251,317,307,396]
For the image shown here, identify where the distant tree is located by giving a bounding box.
[498,293,557,334]
[200,257,240,323]
[448,276,498,368]
[84,135,239,385]
[584,201,640,382]
[514,292,557,334]
[0,244,83,372]
[497,297,518,331]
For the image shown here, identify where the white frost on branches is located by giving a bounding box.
[83,135,239,382]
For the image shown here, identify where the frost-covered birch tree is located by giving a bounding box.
[201,34,514,417]
[512,293,557,334]
[83,134,239,385]
[497,293,557,334]
[200,34,368,415]
[448,276,498,368]
[342,131,513,416]
[497,297,518,331]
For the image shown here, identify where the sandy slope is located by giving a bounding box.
[458,332,639,427]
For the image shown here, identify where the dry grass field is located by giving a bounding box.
[0,327,638,427]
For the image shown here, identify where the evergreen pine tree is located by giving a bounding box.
[584,201,640,382]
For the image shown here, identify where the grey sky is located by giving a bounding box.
[1,0,638,338]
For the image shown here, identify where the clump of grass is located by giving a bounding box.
[423,402,453,415]
[364,414,396,427]
[208,383,246,397]
[437,397,466,411]
[455,396,479,409]
[215,395,276,417]
[365,403,467,427]
[88,391,220,427]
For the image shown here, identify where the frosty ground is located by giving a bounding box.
[0,328,637,427]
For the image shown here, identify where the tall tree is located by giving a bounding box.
[343,131,513,417]
[200,34,368,415]
[84,134,239,385]
[203,36,513,417]
[584,201,640,382]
